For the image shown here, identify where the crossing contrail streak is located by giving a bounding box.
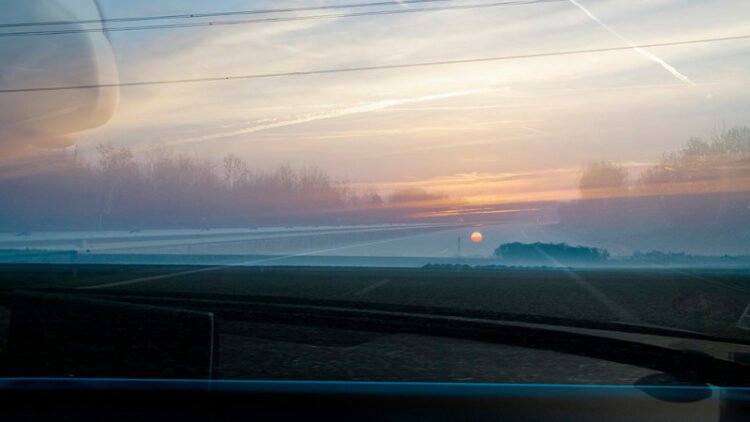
[568,0,694,85]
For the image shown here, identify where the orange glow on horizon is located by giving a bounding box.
[356,165,750,216]
[408,207,541,219]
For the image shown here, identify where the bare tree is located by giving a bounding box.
[96,145,139,227]
[223,154,249,190]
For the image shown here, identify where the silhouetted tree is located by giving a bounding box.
[223,154,249,190]
[494,242,609,264]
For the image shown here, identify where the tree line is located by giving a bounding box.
[562,126,750,227]
[0,146,447,231]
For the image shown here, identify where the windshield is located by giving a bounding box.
[1,0,750,385]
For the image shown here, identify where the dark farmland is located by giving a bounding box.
[1,264,749,341]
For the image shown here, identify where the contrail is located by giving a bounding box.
[164,88,489,146]
[567,0,694,85]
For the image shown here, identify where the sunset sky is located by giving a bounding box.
[72,0,750,202]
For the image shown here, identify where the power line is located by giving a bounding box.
[0,0,452,28]
[1,33,747,94]
[0,0,566,37]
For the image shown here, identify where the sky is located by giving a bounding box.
[6,0,750,203]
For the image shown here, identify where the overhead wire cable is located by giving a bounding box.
[0,0,454,28]
[0,0,566,37]
[1,33,748,94]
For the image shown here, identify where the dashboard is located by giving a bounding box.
[2,378,749,421]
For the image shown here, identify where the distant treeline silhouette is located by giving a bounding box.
[0,146,449,230]
[494,242,610,264]
[491,243,750,266]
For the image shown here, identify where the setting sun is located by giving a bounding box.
[471,232,483,243]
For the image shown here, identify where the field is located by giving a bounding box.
[1,264,749,341]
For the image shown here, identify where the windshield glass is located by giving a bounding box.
[1,0,750,384]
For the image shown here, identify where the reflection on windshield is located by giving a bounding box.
[1,0,750,358]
